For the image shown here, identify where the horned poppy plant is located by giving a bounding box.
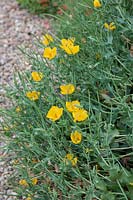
[46,106,63,121]
[42,34,53,46]
[26,91,40,101]
[31,71,43,82]
[72,108,88,122]
[60,38,79,55]
[66,100,80,112]
[93,0,101,8]
[104,22,116,31]
[70,131,82,144]
[64,153,78,166]
[60,84,75,95]
[43,47,57,60]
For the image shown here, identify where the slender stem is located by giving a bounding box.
[117,180,128,200]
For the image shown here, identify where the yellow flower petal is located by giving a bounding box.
[26,194,32,200]
[71,45,80,54]
[104,23,109,29]
[66,100,80,112]
[42,34,53,46]
[43,47,57,60]
[25,197,32,200]
[71,157,78,166]
[72,108,88,122]
[68,38,75,44]
[93,0,102,8]
[31,71,43,82]
[60,39,69,46]
[104,22,116,31]
[66,153,73,160]
[60,38,79,55]
[70,131,82,144]
[60,84,75,95]
[64,153,78,166]
[61,38,74,46]
[63,46,73,55]
[109,22,116,30]
[26,91,40,101]
[46,106,63,121]
[16,106,21,112]
[31,177,38,185]
[19,179,28,187]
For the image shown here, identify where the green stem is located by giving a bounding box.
[117,179,128,200]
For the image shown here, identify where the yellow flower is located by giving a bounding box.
[65,153,73,160]
[71,157,78,166]
[61,38,75,46]
[42,34,53,46]
[19,179,28,187]
[60,84,75,95]
[104,22,116,31]
[93,0,101,8]
[31,177,38,185]
[26,91,40,101]
[16,106,21,112]
[70,131,82,144]
[25,198,32,200]
[31,71,43,82]
[65,153,78,166]
[66,100,80,112]
[65,45,79,55]
[43,47,57,60]
[129,182,133,186]
[72,108,88,122]
[60,38,79,55]
[25,195,32,200]
[46,106,63,121]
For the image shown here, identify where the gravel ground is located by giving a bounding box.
[0,0,52,108]
[0,0,52,199]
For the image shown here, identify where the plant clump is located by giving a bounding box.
[1,0,133,199]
